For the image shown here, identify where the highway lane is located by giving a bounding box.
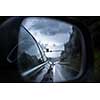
[40,61,79,82]
[23,60,79,82]
[53,62,78,82]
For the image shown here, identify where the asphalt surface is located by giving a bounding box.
[25,60,79,82]
[41,61,78,83]
[53,62,78,82]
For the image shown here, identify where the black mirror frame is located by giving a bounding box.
[0,16,94,82]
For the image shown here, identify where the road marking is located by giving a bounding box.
[53,64,66,82]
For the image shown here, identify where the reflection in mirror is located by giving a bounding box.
[18,17,82,82]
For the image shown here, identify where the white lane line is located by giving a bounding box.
[56,64,66,81]
[53,64,66,82]
[53,65,55,82]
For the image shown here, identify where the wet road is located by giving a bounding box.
[41,61,78,83]
[53,62,78,82]
[23,60,79,82]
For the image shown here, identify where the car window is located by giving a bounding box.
[18,26,44,72]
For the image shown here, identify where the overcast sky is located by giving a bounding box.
[22,17,73,58]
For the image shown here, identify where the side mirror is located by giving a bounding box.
[17,17,93,82]
[0,17,93,82]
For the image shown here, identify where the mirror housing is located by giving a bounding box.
[0,17,94,82]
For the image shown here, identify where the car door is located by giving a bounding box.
[16,25,51,82]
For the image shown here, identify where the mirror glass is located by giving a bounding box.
[18,17,82,82]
